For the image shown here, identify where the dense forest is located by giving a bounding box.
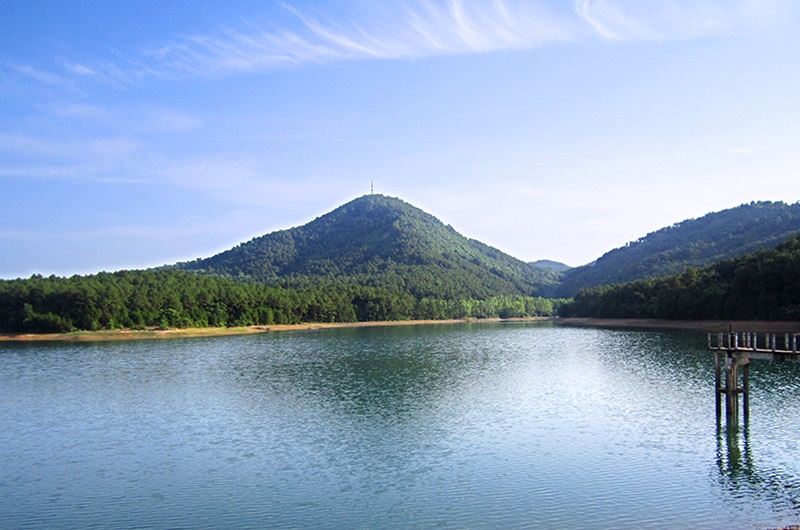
[178,194,562,299]
[0,270,563,333]
[560,236,800,321]
[555,201,800,297]
[4,196,800,334]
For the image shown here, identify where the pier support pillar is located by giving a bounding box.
[714,350,721,420]
[717,346,750,429]
[742,361,750,423]
[724,352,739,427]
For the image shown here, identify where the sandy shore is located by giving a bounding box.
[3,317,797,342]
[555,317,800,333]
[0,318,548,342]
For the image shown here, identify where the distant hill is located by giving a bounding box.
[530,260,571,273]
[178,194,560,300]
[561,235,800,321]
[555,201,800,297]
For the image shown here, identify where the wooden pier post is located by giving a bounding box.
[724,351,739,427]
[714,350,721,420]
[710,329,799,428]
[742,361,750,423]
[712,331,749,428]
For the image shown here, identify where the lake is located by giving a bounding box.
[1,322,799,528]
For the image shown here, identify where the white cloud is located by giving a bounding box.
[130,0,791,79]
[163,155,261,191]
[0,130,146,184]
[88,1,578,80]
[47,103,114,121]
[10,1,790,86]
[7,63,77,90]
[0,133,67,156]
[65,63,97,77]
[729,146,754,155]
[147,108,202,132]
[0,228,38,240]
[0,222,239,245]
[574,0,791,41]
[0,133,140,158]
[0,164,85,179]
[42,102,202,133]
[157,155,297,209]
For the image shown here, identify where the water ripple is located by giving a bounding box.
[1,323,799,528]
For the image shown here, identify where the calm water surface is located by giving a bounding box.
[1,322,799,528]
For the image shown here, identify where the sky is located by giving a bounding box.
[2,0,800,279]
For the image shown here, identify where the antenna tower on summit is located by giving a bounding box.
[371,180,374,194]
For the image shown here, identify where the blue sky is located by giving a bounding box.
[2,0,800,278]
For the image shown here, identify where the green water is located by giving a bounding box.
[1,322,799,528]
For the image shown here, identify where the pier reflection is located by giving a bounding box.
[715,422,800,516]
[716,422,752,480]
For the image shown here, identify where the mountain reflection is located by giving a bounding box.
[229,324,503,420]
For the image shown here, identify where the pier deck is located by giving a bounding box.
[708,331,800,427]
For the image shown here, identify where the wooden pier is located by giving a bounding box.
[708,330,800,426]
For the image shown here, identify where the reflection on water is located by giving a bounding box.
[1,322,799,529]
[716,396,800,519]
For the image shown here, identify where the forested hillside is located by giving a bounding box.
[0,270,560,333]
[560,235,800,321]
[6,195,800,333]
[179,194,561,299]
[530,260,571,273]
[556,201,800,297]
[0,194,568,333]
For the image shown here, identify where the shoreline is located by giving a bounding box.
[3,317,799,342]
[0,317,549,342]
[555,317,800,333]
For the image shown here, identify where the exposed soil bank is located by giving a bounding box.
[3,317,798,342]
[0,317,549,342]
[555,317,800,333]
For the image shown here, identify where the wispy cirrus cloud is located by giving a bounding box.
[0,132,140,158]
[574,0,790,41]
[7,63,79,90]
[0,130,145,184]
[729,146,754,155]
[41,103,201,132]
[159,153,333,207]
[72,1,580,81]
[14,1,794,83]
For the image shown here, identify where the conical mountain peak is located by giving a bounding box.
[180,194,559,299]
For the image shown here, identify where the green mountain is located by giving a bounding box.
[530,260,571,273]
[561,235,800,321]
[555,201,800,297]
[179,194,560,300]
[8,196,800,333]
